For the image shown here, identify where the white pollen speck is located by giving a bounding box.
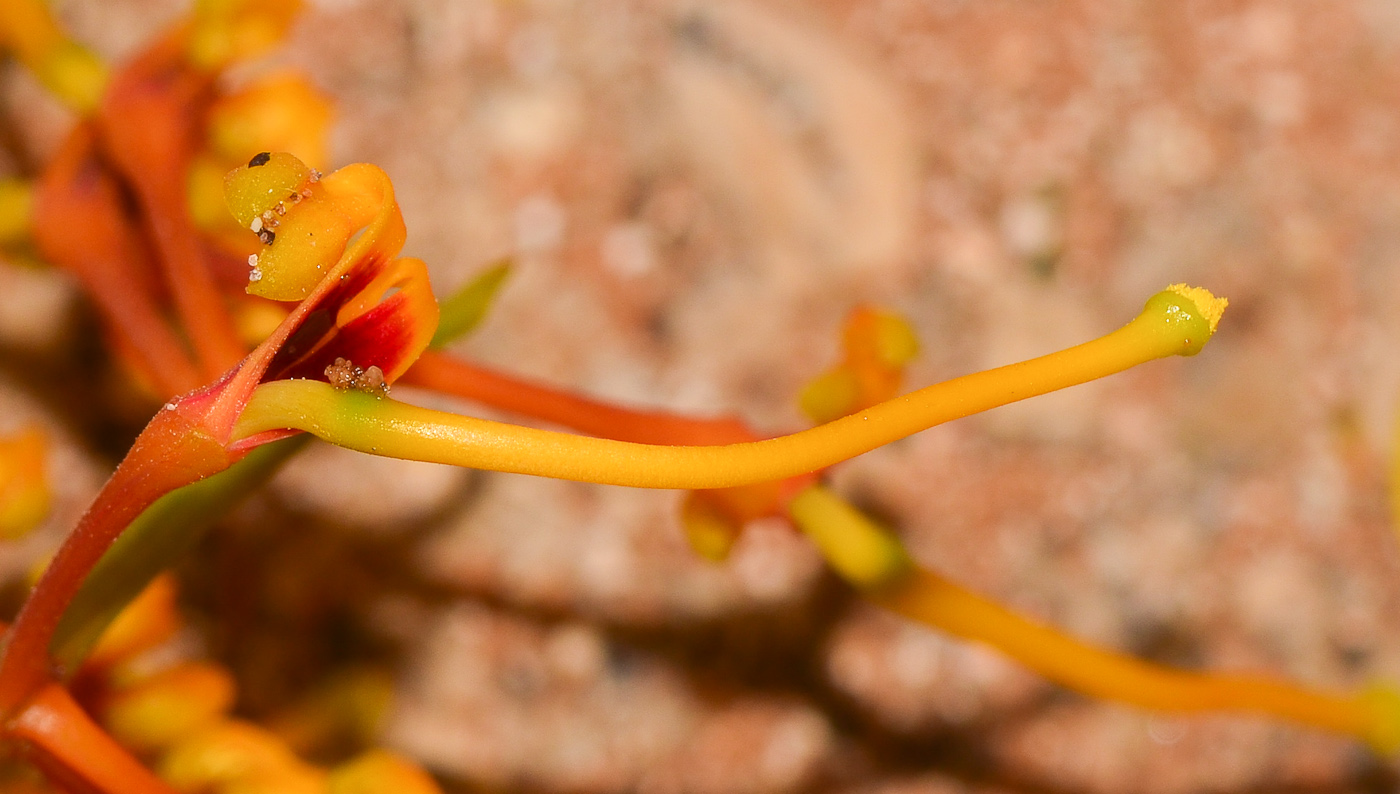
[250,217,263,233]
[247,254,259,267]
[249,268,263,283]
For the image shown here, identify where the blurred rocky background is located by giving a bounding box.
[6,0,1400,791]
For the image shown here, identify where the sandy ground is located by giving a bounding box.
[7,0,1400,791]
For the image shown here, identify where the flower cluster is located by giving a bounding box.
[0,1,1398,792]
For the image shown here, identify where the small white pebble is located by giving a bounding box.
[164,402,177,411]
[250,216,263,233]
[249,268,263,283]
[247,254,259,267]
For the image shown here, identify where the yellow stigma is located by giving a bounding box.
[1166,283,1227,334]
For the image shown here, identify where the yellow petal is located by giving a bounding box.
[328,750,443,794]
[208,73,333,171]
[189,0,304,70]
[103,663,236,753]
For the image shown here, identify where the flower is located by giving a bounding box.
[0,151,437,723]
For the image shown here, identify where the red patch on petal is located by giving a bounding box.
[262,251,437,385]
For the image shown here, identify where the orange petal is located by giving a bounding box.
[207,72,333,170]
[82,574,181,671]
[0,426,50,540]
[799,305,919,424]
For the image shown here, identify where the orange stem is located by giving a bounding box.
[404,351,758,445]
[9,683,176,794]
[139,200,247,379]
[872,569,1374,738]
[97,27,245,380]
[405,352,824,524]
[31,125,201,397]
[0,405,234,716]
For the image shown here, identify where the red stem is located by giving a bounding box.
[97,26,246,381]
[141,203,247,379]
[403,351,760,445]
[0,407,232,716]
[402,351,824,524]
[32,125,202,398]
[8,683,177,794]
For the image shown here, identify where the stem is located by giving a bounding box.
[238,289,1215,489]
[787,485,1379,742]
[97,29,246,380]
[0,409,232,717]
[403,351,757,445]
[32,126,202,397]
[51,437,306,674]
[874,568,1374,736]
[9,683,177,794]
[143,206,248,380]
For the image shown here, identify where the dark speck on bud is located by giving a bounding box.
[248,152,272,168]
